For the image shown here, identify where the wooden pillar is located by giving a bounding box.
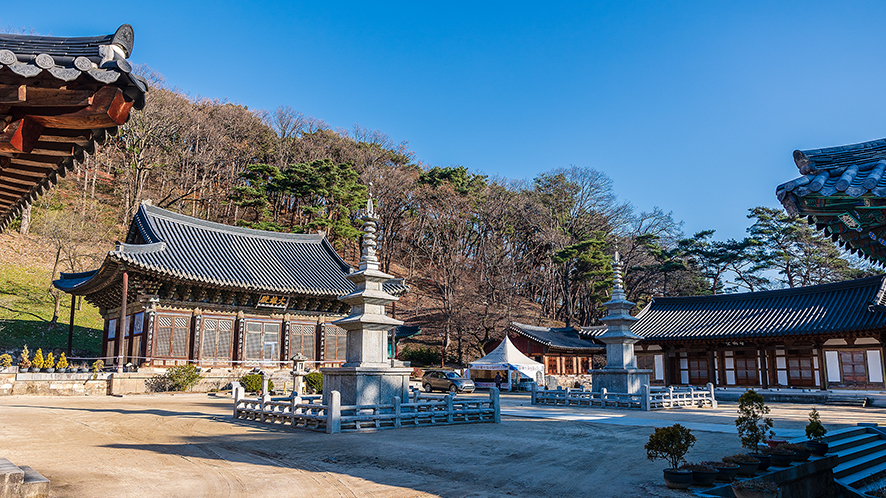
[117,270,128,370]
[759,345,769,389]
[816,342,827,391]
[708,348,717,386]
[717,350,727,387]
[67,294,76,356]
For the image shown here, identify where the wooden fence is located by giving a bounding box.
[232,383,501,433]
[531,383,717,410]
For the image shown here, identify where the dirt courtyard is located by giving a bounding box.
[1,394,884,498]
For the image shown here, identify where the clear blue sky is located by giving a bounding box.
[4,2,886,240]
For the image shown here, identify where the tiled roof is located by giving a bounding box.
[55,203,408,298]
[632,276,886,341]
[0,25,147,233]
[507,322,603,351]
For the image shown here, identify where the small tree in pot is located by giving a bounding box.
[805,407,828,456]
[646,424,697,489]
[736,390,773,456]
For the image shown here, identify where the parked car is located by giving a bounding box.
[422,370,475,393]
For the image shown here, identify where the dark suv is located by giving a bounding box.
[421,370,475,393]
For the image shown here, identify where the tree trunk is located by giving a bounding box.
[19,204,31,235]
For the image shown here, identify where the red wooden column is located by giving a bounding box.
[67,294,76,356]
[816,342,827,391]
[117,270,128,372]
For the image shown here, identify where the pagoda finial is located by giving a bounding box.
[359,191,379,270]
[612,247,624,297]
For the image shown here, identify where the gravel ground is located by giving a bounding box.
[1,393,884,498]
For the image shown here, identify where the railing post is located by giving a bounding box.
[261,373,269,396]
[491,387,501,423]
[667,386,674,408]
[641,384,650,411]
[446,394,454,424]
[392,396,401,428]
[707,382,718,408]
[601,388,607,409]
[531,382,537,405]
[326,390,341,434]
[232,381,243,419]
[410,387,418,403]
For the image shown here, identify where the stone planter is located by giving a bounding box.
[736,459,760,476]
[714,463,740,482]
[732,484,778,498]
[44,368,55,373]
[805,440,828,456]
[691,468,719,487]
[769,452,794,467]
[29,367,39,373]
[767,439,787,449]
[749,453,770,471]
[663,469,692,489]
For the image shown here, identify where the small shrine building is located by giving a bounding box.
[53,202,407,369]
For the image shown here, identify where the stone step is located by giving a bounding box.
[835,440,886,466]
[827,426,873,445]
[0,458,24,498]
[18,466,50,498]
[830,433,882,454]
[840,460,886,490]
[834,447,886,479]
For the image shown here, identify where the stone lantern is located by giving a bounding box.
[290,353,308,396]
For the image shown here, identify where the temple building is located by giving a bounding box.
[53,201,407,369]
[0,25,146,233]
[486,322,604,376]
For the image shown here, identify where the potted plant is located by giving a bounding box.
[17,346,31,372]
[735,390,774,467]
[681,462,718,487]
[0,353,12,372]
[702,461,740,482]
[805,407,828,456]
[764,446,794,467]
[44,352,55,373]
[32,348,45,372]
[645,424,696,489]
[56,353,69,373]
[732,478,778,498]
[724,454,760,476]
[778,442,810,462]
[78,363,90,373]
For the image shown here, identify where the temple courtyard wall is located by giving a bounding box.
[2,393,884,498]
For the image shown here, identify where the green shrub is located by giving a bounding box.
[806,407,827,442]
[735,390,773,450]
[165,364,201,391]
[305,371,323,394]
[0,354,12,368]
[239,373,273,393]
[645,424,697,469]
[398,345,441,366]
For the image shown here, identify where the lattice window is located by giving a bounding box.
[108,318,117,339]
[734,356,758,385]
[155,314,190,359]
[840,351,867,385]
[289,323,316,360]
[787,351,815,387]
[688,356,709,385]
[324,325,347,361]
[243,320,281,365]
[130,335,141,363]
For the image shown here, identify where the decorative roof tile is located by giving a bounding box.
[507,322,603,351]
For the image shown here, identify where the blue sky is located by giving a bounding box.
[4,2,886,240]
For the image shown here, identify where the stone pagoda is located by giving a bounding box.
[590,251,651,394]
[321,197,412,406]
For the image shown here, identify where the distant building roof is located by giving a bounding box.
[632,276,886,342]
[507,322,603,352]
[0,24,147,233]
[54,203,408,299]
[777,137,886,264]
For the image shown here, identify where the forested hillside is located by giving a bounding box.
[1,69,876,362]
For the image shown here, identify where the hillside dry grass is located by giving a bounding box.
[0,231,104,357]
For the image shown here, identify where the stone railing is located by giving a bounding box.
[531,383,717,411]
[232,383,501,433]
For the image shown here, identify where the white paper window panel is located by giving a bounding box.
[132,312,144,335]
[724,350,733,356]
[825,351,841,382]
[777,371,788,385]
[867,351,884,383]
[108,318,117,339]
[813,356,819,369]
[681,371,689,384]
[776,357,786,369]
[776,349,785,356]
[680,358,688,369]
[726,371,736,385]
[725,357,734,369]
[679,352,687,358]
[654,355,664,380]
[814,374,820,387]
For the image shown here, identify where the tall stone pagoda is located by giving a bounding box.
[590,251,651,393]
[321,197,412,406]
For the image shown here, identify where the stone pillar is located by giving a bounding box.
[321,197,412,406]
[590,251,651,394]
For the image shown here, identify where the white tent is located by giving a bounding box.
[467,336,545,390]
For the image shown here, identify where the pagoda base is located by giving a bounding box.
[320,365,413,406]
[590,368,652,394]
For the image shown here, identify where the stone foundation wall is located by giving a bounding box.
[544,374,593,390]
